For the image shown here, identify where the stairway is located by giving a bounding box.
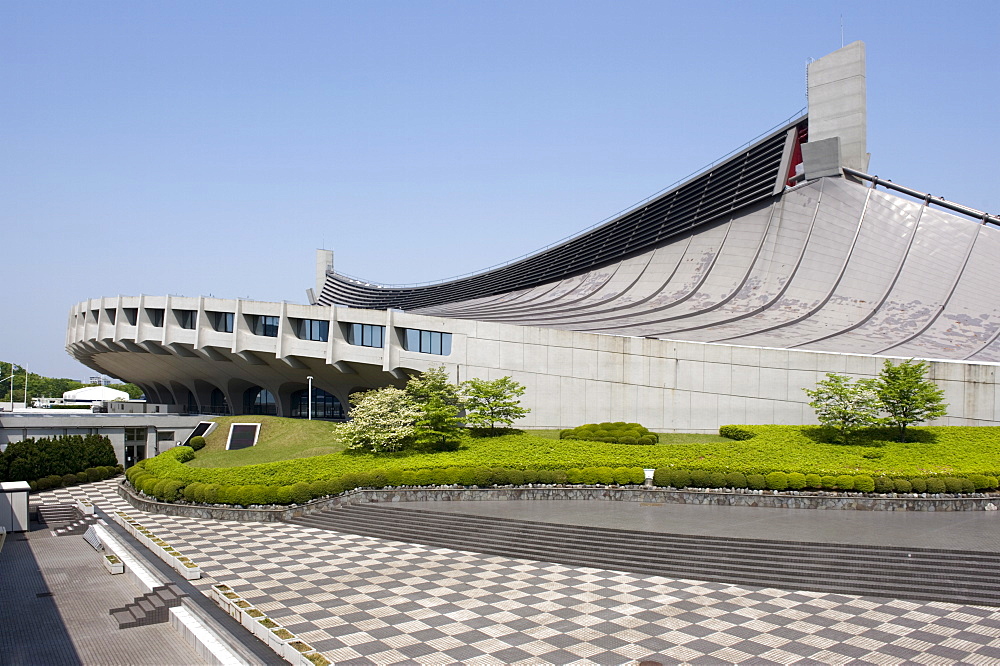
[110,583,187,629]
[52,515,101,537]
[35,504,80,525]
[287,504,1000,607]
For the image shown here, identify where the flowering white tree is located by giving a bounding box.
[804,373,882,444]
[335,386,422,453]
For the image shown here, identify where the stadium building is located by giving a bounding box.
[66,42,1000,432]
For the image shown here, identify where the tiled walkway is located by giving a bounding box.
[33,480,1000,665]
[0,501,206,665]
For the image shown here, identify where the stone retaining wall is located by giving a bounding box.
[116,481,1000,523]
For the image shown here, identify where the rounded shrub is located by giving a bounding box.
[174,447,195,464]
[560,422,658,444]
[873,477,894,493]
[708,472,728,489]
[765,472,789,491]
[507,469,526,485]
[746,474,766,490]
[893,479,912,493]
[188,436,206,451]
[925,478,947,494]
[689,470,711,488]
[944,477,964,493]
[725,472,747,489]
[29,481,38,491]
[201,484,219,504]
[62,473,78,487]
[910,478,927,493]
[593,467,614,485]
[787,473,807,490]
[290,482,313,505]
[36,477,53,491]
[968,474,990,490]
[820,475,837,489]
[671,469,692,489]
[834,475,855,491]
[161,480,184,502]
[853,475,875,493]
[184,482,202,502]
[308,480,329,497]
[804,473,822,489]
[651,468,670,487]
[275,486,294,504]
[961,478,976,493]
[986,476,1000,490]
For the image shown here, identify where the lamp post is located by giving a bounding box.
[306,376,313,420]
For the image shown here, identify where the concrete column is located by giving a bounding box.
[807,40,868,172]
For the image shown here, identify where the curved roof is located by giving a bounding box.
[318,118,805,311]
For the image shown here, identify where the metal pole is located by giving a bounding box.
[24,368,28,409]
[307,376,313,420]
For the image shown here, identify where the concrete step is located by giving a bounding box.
[36,504,80,525]
[286,504,1000,607]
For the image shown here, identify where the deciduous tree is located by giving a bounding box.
[875,359,947,442]
[461,376,530,436]
[804,373,882,444]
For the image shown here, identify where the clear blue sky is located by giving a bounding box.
[3,0,998,380]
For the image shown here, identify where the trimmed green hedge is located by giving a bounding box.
[560,422,658,445]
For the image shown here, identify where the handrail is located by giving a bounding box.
[333,108,808,289]
[844,167,1000,227]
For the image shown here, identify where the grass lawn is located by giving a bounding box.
[191,416,344,467]
[145,420,1000,486]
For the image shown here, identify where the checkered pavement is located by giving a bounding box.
[36,480,1000,664]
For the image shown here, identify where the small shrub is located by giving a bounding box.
[943,477,964,493]
[725,472,747,488]
[560,422,658,444]
[36,477,53,491]
[507,469,526,485]
[834,475,855,491]
[652,468,671,487]
[747,474,766,490]
[188,436,206,451]
[690,470,711,488]
[853,475,875,493]
[893,479,912,493]
[820,475,837,489]
[672,469,693,489]
[804,473,822,489]
[765,472,788,491]
[910,478,927,493]
[987,476,999,490]
[968,474,990,490]
[873,477,894,493]
[718,425,755,441]
[925,478,946,494]
[62,473,78,487]
[961,478,976,493]
[707,472,728,489]
[787,473,807,490]
[290,482,312,505]
[174,446,195,464]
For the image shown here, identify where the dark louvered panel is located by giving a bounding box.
[318,117,803,311]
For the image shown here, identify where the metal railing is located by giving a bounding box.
[844,167,1000,227]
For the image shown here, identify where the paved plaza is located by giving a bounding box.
[17,479,1000,665]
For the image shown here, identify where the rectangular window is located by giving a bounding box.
[208,311,234,333]
[296,319,329,342]
[402,328,452,355]
[146,308,164,327]
[250,314,279,337]
[90,309,99,322]
[105,309,116,324]
[123,308,138,326]
[346,323,384,348]
[156,430,174,442]
[175,310,196,329]
[124,427,147,442]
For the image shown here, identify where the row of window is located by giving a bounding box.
[81,308,453,356]
[243,387,345,419]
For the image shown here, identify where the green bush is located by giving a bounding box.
[835,475,855,491]
[872,477,893,493]
[987,476,999,490]
[747,474,766,490]
[787,472,807,490]
[174,446,195,464]
[62,473,78,487]
[765,472,788,491]
[690,470,710,488]
[944,477,964,493]
[804,473,822,489]
[707,472,728,489]
[188,436,206,451]
[560,422,658,445]
[718,425,755,441]
[968,474,990,490]
[893,479,912,493]
[290,482,312,505]
[854,475,875,493]
[820,475,837,489]
[910,477,927,493]
[671,469,692,489]
[725,472,747,488]
[36,476,53,491]
[925,478,946,494]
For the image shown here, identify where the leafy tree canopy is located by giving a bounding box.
[875,359,947,441]
[461,376,530,436]
[804,373,883,444]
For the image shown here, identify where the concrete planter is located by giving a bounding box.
[102,554,124,575]
[76,499,95,515]
[112,511,201,580]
